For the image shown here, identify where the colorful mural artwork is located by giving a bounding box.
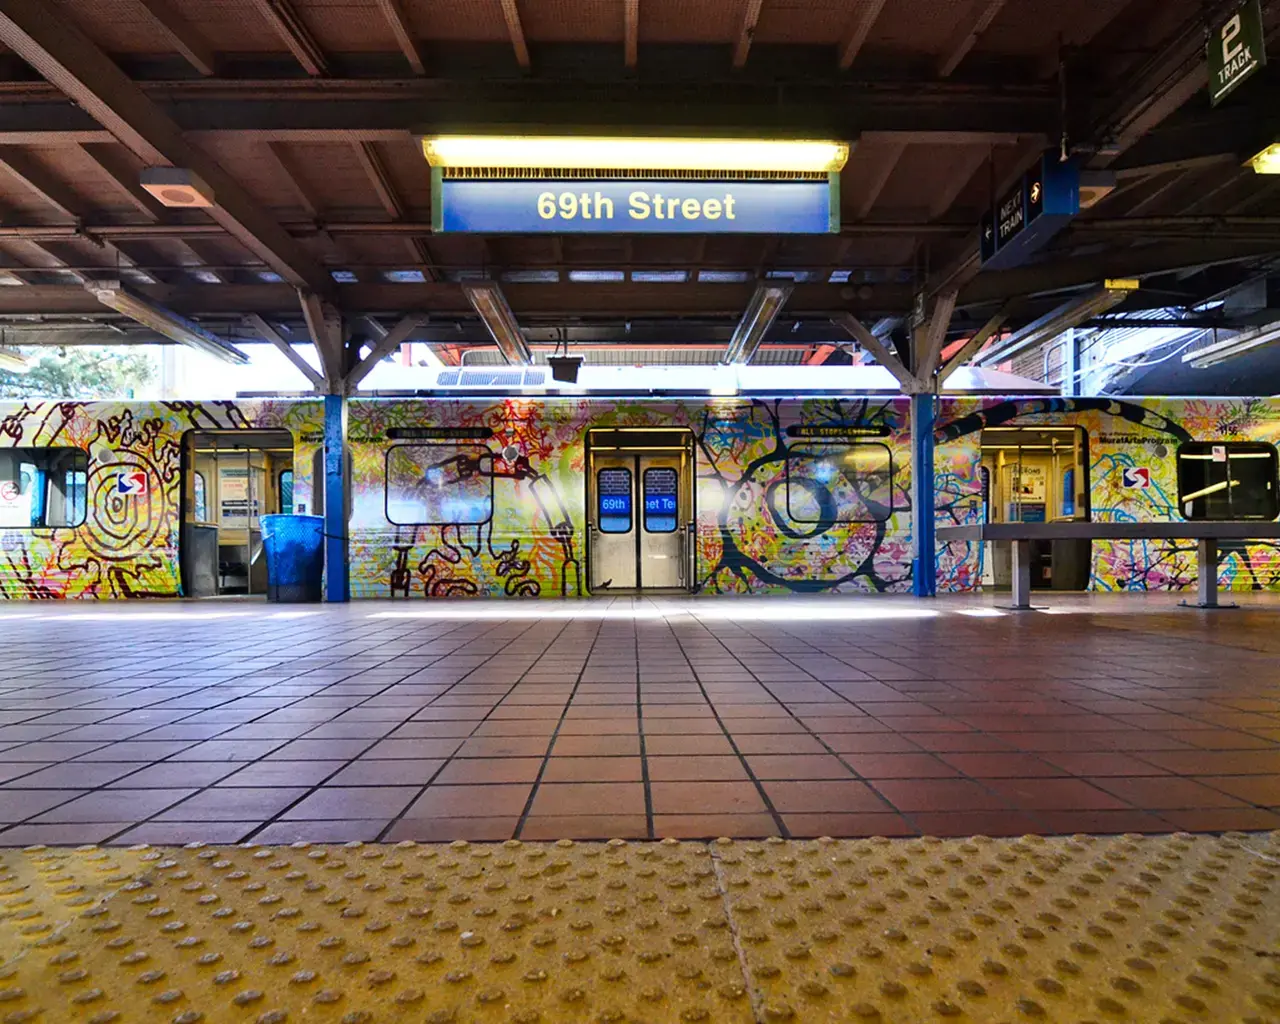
[0,393,1278,600]
[347,396,915,598]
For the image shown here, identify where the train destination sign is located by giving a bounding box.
[1209,0,1266,106]
[435,178,837,234]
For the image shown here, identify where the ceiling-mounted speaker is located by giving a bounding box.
[548,355,583,383]
[139,167,216,208]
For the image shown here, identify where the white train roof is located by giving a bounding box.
[355,362,1058,395]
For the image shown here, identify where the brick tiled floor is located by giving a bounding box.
[2,593,1280,844]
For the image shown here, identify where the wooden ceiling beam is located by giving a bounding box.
[77,142,165,222]
[374,0,425,75]
[498,0,531,69]
[937,0,1007,77]
[732,0,764,69]
[928,145,990,220]
[353,141,405,220]
[0,0,332,293]
[248,0,327,76]
[853,137,908,220]
[262,141,321,220]
[624,0,639,68]
[0,146,84,220]
[837,0,887,70]
[135,0,217,76]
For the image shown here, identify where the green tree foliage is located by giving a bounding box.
[0,347,155,399]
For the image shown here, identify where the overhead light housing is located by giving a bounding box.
[421,136,850,173]
[139,167,216,208]
[547,355,583,383]
[462,281,532,365]
[723,284,793,365]
[1249,144,1280,175]
[86,281,248,364]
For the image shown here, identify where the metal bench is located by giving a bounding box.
[935,522,1280,609]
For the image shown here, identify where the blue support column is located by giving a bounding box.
[910,391,937,597]
[323,393,350,602]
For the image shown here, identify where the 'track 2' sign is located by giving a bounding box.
[1209,0,1266,106]
[434,178,837,234]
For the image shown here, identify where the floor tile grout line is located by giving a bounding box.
[672,615,790,838]
[636,621,655,841]
[513,619,604,840]
[16,619,483,845]
[375,618,574,843]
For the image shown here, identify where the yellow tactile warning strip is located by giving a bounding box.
[0,834,1277,1024]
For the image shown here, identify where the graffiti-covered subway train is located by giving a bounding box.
[0,378,1277,599]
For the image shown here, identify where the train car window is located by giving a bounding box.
[385,444,492,525]
[597,467,632,534]
[0,448,88,528]
[786,442,894,523]
[1177,442,1279,520]
[193,471,208,522]
[278,469,293,514]
[642,467,678,533]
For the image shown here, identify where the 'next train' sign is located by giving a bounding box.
[434,178,837,234]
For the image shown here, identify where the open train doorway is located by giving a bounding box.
[181,430,295,598]
[587,428,695,593]
[981,426,1091,591]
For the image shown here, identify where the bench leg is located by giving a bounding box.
[1197,538,1218,608]
[1011,539,1032,610]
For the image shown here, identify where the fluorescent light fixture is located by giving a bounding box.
[1184,318,1280,368]
[86,281,248,365]
[1182,480,1238,502]
[723,283,792,365]
[421,136,850,173]
[0,347,28,373]
[976,284,1137,368]
[463,281,532,365]
[1249,143,1280,174]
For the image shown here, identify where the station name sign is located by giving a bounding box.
[980,152,1079,270]
[435,178,837,234]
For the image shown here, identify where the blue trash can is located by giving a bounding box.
[260,514,325,603]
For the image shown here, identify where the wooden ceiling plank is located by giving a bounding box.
[374,0,425,75]
[77,143,165,222]
[0,146,84,219]
[837,0,888,70]
[0,0,331,292]
[927,145,990,220]
[135,0,217,76]
[261,141,323,221]
[937,0,1007,78]
[353,141,405,220]
[498,0,531,69]
[854,137,908,220]
[624,0,639,68]
[732,0,764,69]
[247,0,327,76]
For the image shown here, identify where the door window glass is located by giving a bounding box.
[0,448,88,528]
[643,467,678,533]
[1178,442,1278,520]
[597,467,632,533]
[279,469,294,513]
[193,471,208,522]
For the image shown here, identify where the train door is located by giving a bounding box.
[181,430,295,597]
[980,426,1090,590]
[587,429,695,593]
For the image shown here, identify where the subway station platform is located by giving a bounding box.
[0,594,1278,846]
